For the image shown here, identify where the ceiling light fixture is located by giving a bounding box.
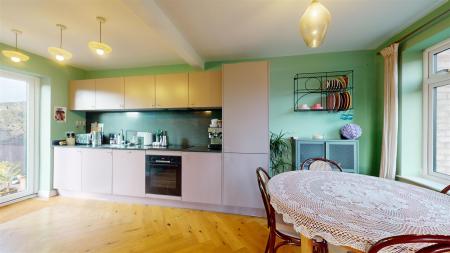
[1,29,30,63]
[299,0,331,48]
[88,16,112,56]
[48,24,73,62]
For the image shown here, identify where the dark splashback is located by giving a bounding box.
[86,110,222,146]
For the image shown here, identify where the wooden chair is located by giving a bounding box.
[300,158,343,172]
[256,167,301,253]
[368,234,450,253]
[441,185,450,194]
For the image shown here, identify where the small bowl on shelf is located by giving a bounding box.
[311,103,323,110]
[297,104,310,110]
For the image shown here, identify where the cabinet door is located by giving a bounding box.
[81,149,113,194]
[112,150,145,197]
[95,77,125,110]
[54,147,82,191]
[223,153,268,209]
[69,80,96,110]
[326,141,359,173]
[188,71,222,108]
[155,73,188,108]
[124,75,156,109]
[295,141,326,169]
[223,61,269,153]
[182,152,222,205]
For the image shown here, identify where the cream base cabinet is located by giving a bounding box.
[112,150,145,197]
[188,71,222,108]
[182,152,222,205]
[95,77,125,110]
[69,80,96,110]
[223,153,267,209]
[54,147,82,191]
[81,149,113,194]
[155,73,188,108]
[124,76,156,109]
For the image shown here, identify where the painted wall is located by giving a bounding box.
[375,1,450,177]
[0,43,86,194]
[87,50,381,176]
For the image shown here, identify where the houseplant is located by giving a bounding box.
[270,131,292,176]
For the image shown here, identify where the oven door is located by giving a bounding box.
[145,155,181,196]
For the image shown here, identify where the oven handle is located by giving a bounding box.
[153,160,172,164]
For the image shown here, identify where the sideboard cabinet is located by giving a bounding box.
[293,139,359,173]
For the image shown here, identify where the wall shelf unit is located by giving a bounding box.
[294,70,353,112]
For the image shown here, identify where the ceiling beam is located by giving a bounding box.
[122,0,204,69]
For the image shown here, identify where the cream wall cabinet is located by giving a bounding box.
[69,80,96,110]
[188,71,222,108]
[182,152,222,205]
[95,77,125,110]
[54,147,82,191]
[81,149,113,194]
[112,150,146,197]
[155,73,189,108]
[124,76,156,109]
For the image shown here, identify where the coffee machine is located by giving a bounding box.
[208,119,222,150]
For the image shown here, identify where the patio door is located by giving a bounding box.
[0,70,39,204]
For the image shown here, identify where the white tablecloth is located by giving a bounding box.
[268,171,450,252]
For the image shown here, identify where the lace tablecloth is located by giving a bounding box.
[268,171,450,252]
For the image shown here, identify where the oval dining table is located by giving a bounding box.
[268,171,450,253]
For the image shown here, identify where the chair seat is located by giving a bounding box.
[275,213,300,239]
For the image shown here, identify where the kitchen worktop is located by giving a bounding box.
[53,143,221,153]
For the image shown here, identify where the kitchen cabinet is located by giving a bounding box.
[95,77,125,110]
[54,147,82,191]
[182,152,222,205]
[81,149,113,194]
[69,80,95,110]
[124,75,156,109]
[112,150,146,197]
[188,71,222,108]
[223,61,269,154]
[155,73,188,108]
[222,153,267,209]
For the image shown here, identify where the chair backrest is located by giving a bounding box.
[368,235,450,253]
[441,185,450,194]
[300,158,343,172]
[256,167,275,228]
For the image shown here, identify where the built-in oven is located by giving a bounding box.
[145,155,181,196]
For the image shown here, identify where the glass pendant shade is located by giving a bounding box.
[89,17,112,56]
[299,0,331,48]
[48,24,72,62]
[88,41,112,55]
[48,47,72,62]
[2,50,29,63]
[2,29,30,63]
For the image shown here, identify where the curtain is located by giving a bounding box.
[379,43,399,180]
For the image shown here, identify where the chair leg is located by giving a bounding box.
[268,228,276,253]
[312,238,328,253]
[264,232,272,253]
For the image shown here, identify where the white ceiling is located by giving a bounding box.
[0,0,446,70]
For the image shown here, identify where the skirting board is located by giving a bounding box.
[38,189,58,198]
[57,190,265,217]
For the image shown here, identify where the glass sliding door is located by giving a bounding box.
[0,70,38,204]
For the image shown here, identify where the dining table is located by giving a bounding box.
[267,170,450,253]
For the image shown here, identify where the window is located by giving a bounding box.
[424,39,450,183]
[0,70,39,204]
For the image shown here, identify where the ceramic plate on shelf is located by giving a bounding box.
[347,92,352,109]
[327,93,335,110]
[334,92,340,111]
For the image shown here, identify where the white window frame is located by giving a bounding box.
[0,70,40,204]
[423,38,450,184]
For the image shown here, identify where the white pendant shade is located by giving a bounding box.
[48,24,72,62]
[299,0,331,48]
[89,16,112,56]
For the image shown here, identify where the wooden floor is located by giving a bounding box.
[0,197,298,253]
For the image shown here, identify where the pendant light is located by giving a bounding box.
[299,0,331,48]
[88,16,112,56]
[1,29,30,63]
[48,24,73,62]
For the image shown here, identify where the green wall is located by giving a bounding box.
[375,2,450,177]
[0,43,86,194]
[87,50,381,176]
